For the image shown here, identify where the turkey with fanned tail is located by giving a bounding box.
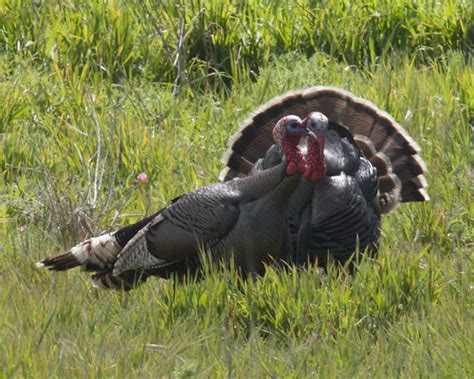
[220,86,429,267]
[36,116,307,291]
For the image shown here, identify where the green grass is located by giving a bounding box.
[1,0,473,377]
[1,0,472,84]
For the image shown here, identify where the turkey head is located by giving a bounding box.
[272,115,306,176]
[303,112,329,182]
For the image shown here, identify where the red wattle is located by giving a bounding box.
[282,136,304,176]
[304,134,327,182]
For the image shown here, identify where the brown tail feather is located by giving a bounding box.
[220,86,428,212]
[402,188,430,202]
[36,252,81,271]
[392,155,427,181]
[378,174,402,213]
[354,135,377,158]
[401,176,428,196]
[368,152,392,176]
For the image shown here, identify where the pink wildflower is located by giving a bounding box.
[18,224,27,233]
[137,172,149,184]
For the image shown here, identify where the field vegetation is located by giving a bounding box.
[1,0,473,376]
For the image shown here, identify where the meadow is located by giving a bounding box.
[1,0,473,376]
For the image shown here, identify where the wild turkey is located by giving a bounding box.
[220,86,429,267]
[36,116,307,291]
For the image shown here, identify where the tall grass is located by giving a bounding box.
[1,0,472,86]
[1,0,473,376]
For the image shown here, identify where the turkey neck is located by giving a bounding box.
[304,133,327,182]
[230,135,303,199]
[230,161,301,200]
[282,135,305,175]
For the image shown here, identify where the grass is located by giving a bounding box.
[1,0,472,84]
[1,0,473,377]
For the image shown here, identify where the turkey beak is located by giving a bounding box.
[302,115,309,126]
[302,116,315,140]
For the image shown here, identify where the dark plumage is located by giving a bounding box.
[37,116,306,290]
[220,87,429,267]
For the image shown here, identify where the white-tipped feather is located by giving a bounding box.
[69,233,120,266]
[414,175,428,189]
[419,188,430,201]
[69,242,90,264]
